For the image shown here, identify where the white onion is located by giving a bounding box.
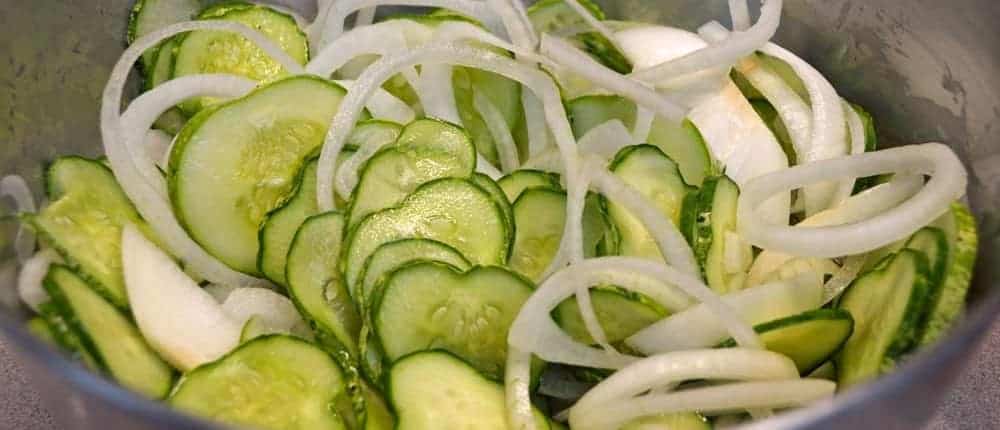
[737,143,967,257]
[221,287,306,333]
[507,0,538,47]
[417,64,463,125]
[733,55,812,165]
[102,22,281,288]
[1,175,37,263]
[17,249,59,312]
[632,107,655,143]
[477,154,505,179]
[823,254,867,304]
[306,20,431,76]
[630,0,782,84]
[571,379,836,430]
[334,123,406,198]
[316,0,502,48]
[334,79,416,124]
[203,283,237,303]
[432,21,554,67]
[746,175,923,285]
[473,88,520,172]
[574,283,617,353]
[355,6,377,27]
[576,120,634,160]
[486,0,534,48]
[572,349,799,411]
[728,0,752,31]
[505,346,538,430]
[830,99,868,203]
[522,91,551,156]
[626,276,822,355]
[314,44,586,272]
[561,0,625,55]
[540,34,687,123]
[143,130,173,171]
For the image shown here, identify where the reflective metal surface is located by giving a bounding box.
[1,0,997,428]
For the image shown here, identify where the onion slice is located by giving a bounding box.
[17,249,59,312]
[473,88,520,172]
[571,379,836,430]
[728,0,752,31]
[576,120,634,160]
[333,79,416,124]
[221,287,306,334]
[102,21,281,288]
[737,143,967,257]
[316,0,502,48]
[1,175,37,262]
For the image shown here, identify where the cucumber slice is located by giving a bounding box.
[719,309,854,374]
[37,301,101,369]
[169,76,347,275]
[26,317,57,345]
[920,203,978,345]
[356,239,473,382]
[621,413,712,430]
[388,351,550,430]
[554,288,666,345]
[509,188,615,281]
[343,178,510,290]
[680,176,752,294]
[347,119,476,231]
[128,0,200,71]
[836,249,933,388]
[527,0,605,34]
[362,381,395,430]
[285,213,362,359]
[567,95,713,186]
[44,266,174,398]
[904,227,949,287]
[454,63,524,166]
[575,32,632,74]
[145,37,179,91]
[498,169,562,201]
[169,335,351,430]
[607,145,694,261]
[357,239,472,309]
[172,2,309,114]
[27,157,146,308]
[257,149,357,285]
[372,262,534,379]
[470,173,517,252]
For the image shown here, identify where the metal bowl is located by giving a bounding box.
[1,0,997,428]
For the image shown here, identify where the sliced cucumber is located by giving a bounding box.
[37,301,100,370]
[719,309,854,374]
[343,178,510,290]
[920,203,978,345]
[257,149,356,286]
[145,37,179,91]
[169,335,351,430]
[128,0,200,71]
[373,262,534,379]
[837,249,933,388]
[387,351,550,430]
[509,188,614,281]
[44,266,174,398]
[347,119,477,230]
[172,2,309,114]
[357,239,472,309]
[607,145,694,261]
[575,31,633,73]
[26,317,57,345]
[356,239,472,382]
[680,176,752,294]
[362,381,395,430]
[527,0,605,34]
[27,157,145,308]
[498,169,562,201]
[904,227,949,287]
[554,288,666,345]
[169,76,346,275]
[470,173,516,252]
[285,213,362,359]
[567,95,713,186]
[454,63,524,166]
[621,413,712,430]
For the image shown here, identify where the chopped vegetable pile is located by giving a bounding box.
[4,0,978,429]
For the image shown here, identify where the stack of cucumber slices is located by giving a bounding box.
[6,0,976,429]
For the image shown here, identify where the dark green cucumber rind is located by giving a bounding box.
[37,301,100,369]
[257,158,319,285]
[43,265,175,398]
[29,156,145,309]
[168,76,348,275]
[284,212,361,359]
[919,204,978,345]
[470,173,516,258]
[836,250,933,386]
[554,287,666,345]
[26,317,57,345]
[749,99,797,165]
[718,309,854,374]
[168,334,353,429]
[567,95,637,138]
[575,32,632,74]
[680,176,722,267]
[385,350,551,430]
[527,0,606,34]
[850,102,880,193]
[904,227,949,287]
[498,169,563,202]
[586,192,620,257]
[371,262,534,380]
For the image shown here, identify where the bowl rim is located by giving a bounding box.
[1,254,997,429]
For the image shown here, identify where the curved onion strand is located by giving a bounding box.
[102,21,282,288]
[737,143,967,257]
[334,123,404,198]
[316,0,502,48]
[630,0,782,84]
[729,0,752,31]
[830,100,868,203]
[17,249,58,312]
[473,88,520,172]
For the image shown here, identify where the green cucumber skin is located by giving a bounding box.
[469,173,517,260]
[554,288,666,345]
[680,176,723,267]
[498,169,562,202]
[38,301,101,370]
[718,309,855,375]
[919,204,978,345]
